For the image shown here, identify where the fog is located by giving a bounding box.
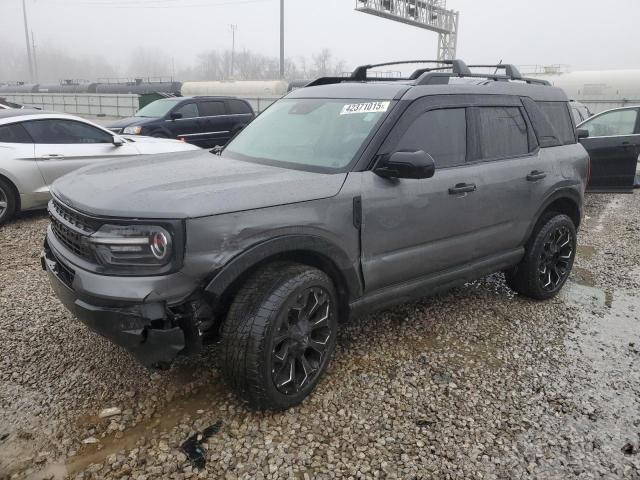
[2,0,639,83]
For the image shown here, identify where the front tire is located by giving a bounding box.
[220,262,338,410]
[0,178,17,226]
[506,212,577,300]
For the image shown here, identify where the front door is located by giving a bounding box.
[167,102,207,146]
[579,107,640,192]
[23,118,138,186]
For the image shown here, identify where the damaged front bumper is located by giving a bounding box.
[41,240,205,368]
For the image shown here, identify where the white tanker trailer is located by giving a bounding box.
[532,70,640,114]
[181,80,289,112]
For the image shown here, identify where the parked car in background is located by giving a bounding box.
[578,106,640,192]
[43,60,588,410]
[106,96,255,148]
[569,100,592,124]
[0,99,27,109]
[0,110,200,225]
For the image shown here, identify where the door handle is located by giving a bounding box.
[621,141,634,149]
[526,170,547,181]
[40,154,65,160]
[448,183,477,194]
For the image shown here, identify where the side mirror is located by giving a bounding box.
[374,150,436,180]
[577,128,589,140]
[112,136,125,147]
[169,112,183,121]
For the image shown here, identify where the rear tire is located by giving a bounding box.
[0,178,17,226]
[220,262,338,410]
[505,212,577,300]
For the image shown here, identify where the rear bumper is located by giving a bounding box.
[42,239,187,367]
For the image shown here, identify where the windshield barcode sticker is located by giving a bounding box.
[340,101,390,115]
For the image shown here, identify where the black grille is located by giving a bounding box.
[49,200,100,262]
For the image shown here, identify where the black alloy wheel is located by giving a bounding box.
[538,225,574,292]
[271,287,333,395]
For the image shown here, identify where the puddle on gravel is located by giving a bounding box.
[33,381,230,478]
[577,245,597,260]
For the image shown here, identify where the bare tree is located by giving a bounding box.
[127,47,172,78]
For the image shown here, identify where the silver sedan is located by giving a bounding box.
[0,110,200,225]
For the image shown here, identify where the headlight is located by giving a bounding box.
[88,224,173,267]
[123,126,142,135]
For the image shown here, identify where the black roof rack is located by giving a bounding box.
[467,64,524,80]
[350,59,471,81]
[304,59,551,88]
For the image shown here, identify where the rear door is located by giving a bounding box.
[197,99,232,148]
[225,99,255,142]
[23,118,138,186]
[578,107,640,192]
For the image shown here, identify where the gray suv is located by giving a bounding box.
[42,60,589,410]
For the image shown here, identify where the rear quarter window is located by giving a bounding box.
[228,99,253,115]
[536,101,576,145]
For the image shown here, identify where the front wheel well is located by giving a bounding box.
[209,251,352,335]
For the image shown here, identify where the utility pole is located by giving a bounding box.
[229,24,237,79]
[279,0,284,79]
[22,0,34,82]
[31,30,38,82]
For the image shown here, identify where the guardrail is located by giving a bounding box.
[3,93,140,117]
[3,93,281,118]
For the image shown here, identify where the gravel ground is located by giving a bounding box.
[1,194,640,480]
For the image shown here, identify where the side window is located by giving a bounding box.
[0,123,33,143]
[173,102,199,119]
[228,99,252,115]
[395,108,467,167]
[23,119,113,144]
[198,101,226,117]
[581,109,639,138]
[477,107,529,160]
[536,101,576,145]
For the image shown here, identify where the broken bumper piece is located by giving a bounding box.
[42,243,187,368]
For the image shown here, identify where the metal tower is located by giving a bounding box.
[355,0,459,61]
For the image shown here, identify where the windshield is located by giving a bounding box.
[135,99,181,118]
[224,98,391,172]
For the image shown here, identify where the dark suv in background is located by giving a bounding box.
[107,96,255,148]
[43,60,589,410]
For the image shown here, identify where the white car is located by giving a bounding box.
[0,109,200,225]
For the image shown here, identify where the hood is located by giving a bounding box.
[121,135,200,151]
[107,116,158,128]
[51,150,347,219]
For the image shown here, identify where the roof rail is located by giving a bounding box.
[304,59,552,88]
[350,59,471,81]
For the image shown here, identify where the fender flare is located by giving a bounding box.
[204,234,363,301]
[523,188,582,243]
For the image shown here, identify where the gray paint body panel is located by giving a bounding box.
[43,84,589,352]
